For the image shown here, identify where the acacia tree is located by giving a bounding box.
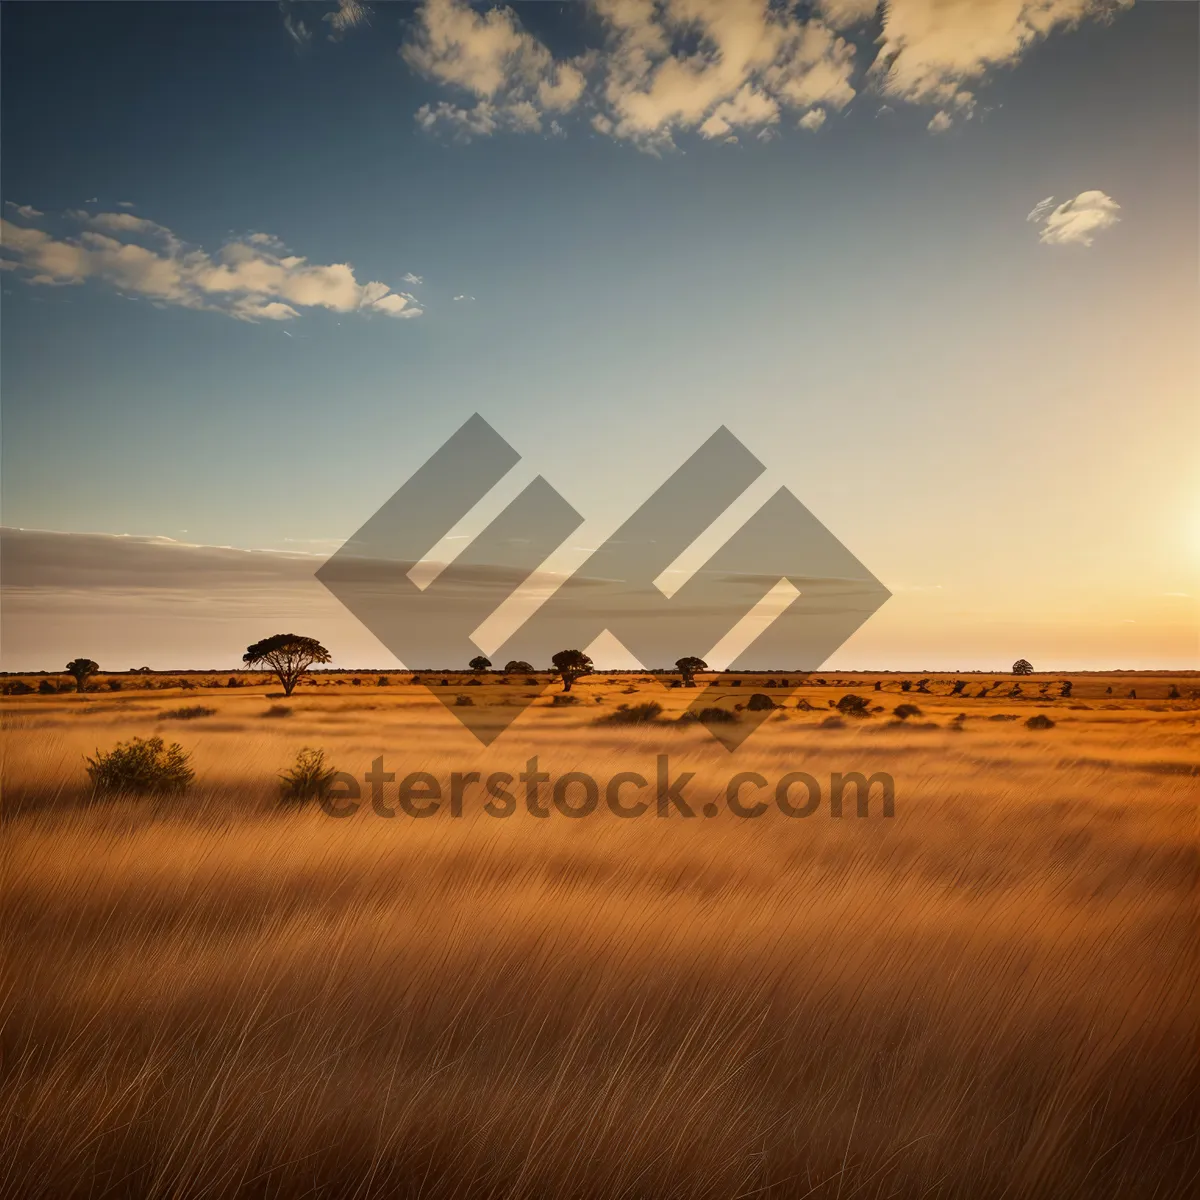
[243,634,331,696]
[503,660,535,675]
[675,656,708,687]
[66,658,99,693]
[468,655,492,673]
[551,649,593,692]
[1012,659,1034,676]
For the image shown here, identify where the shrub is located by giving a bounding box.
[377,675,390,686]
[893,703,922,720]
[551,693,578,706]
[226,677,243,688]
[5,680,35,695]
[107,679,123,692]
[819,716,845,729]
[159,705,216,720]
[678,706,739,725]
[279,748,338,804]
[466,678,481,686]
[746,693,776,711]
[835,694,871,718]
[599,701,664,725]
[86,736,194,796]
[38,680,56,695]
[454,694,475,706]
[263,705,293,718]
[1026,714,1055,730]
[525,677,539,686]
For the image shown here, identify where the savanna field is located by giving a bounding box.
[2,670,1197,1200]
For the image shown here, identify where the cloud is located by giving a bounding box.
[0,210,424,321]
[5,202,43,219]
[798,107,826,131]
[401,271,423,285]
[324,0,369,40]
[279,0,311,46]
[1027,190,1121,246]
[405,0,589,139]
[452,293,475,301]
[117,200,136,209]
[926,109,952,133]
[874,1,1132,114]
[395,0,1129,148]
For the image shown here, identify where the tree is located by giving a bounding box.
[1012,659,1034,676]
[468,655,492,673]
[551,649,593,692]
[503,660,535,675]
[675,656,708,687]
[243,634,331,696]
[66,658,99,693]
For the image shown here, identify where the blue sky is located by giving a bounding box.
[2,1,1197,670]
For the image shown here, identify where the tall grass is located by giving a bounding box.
[1,679,1197,1199]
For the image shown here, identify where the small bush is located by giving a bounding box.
[525,677,539,686]
[835,694,871,718]
[552,693,578,706]
[38,680,56,695]
[107,679,123,692]
[279,748,338,804]
[466,678,481,686]
[819,716,845,729]
[86,736,194,796]
[226,677,242,688]
[454,694,475,706]
[988,713,1020,721]
[377,675,390,686]
[746,693,776,711]
[678,706,739,725]
[5,681,35,695]
[1026,714,1055,730]
[599,701,664,725]
[893,703,922,720]
[159,705,216,720]
[263,704,293,718]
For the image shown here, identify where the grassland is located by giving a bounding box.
[2,671,1197,1199]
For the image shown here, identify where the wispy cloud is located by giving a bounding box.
[926,110,952,134]
[5,201,43,219]
[0,207,424,322]
[1027,190,1121,246]
[323,0,369,41]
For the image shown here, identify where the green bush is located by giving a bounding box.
[86,736,194,796]
[279,747,338,804]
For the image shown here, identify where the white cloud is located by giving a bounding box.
[1026,195,1056,223]
[5,202,44,219]
[404,0,589,139]
[117,200,136,209]
[324,0,369,40]
[927,109,952,133]
[395,0,1130,147]
[874,1,1131,114]
[279,0,311,46]
[401,271,424,285]
[798,107,826,131]
[0,210,423,321]
[1027,189,1121,246]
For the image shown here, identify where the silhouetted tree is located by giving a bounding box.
[675,656,708,687]
[243,634,331,696]
[66,658,99,694]
[468,655,492,673]
[1012,659,1034,675]
[1060,680,1073,698]
[951,680,966,695]
[503,660,535,675]
[552,649,593,692]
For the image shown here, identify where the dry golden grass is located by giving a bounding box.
[2,673,1197,1199]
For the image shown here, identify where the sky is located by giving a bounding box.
[1,0,1197,672]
